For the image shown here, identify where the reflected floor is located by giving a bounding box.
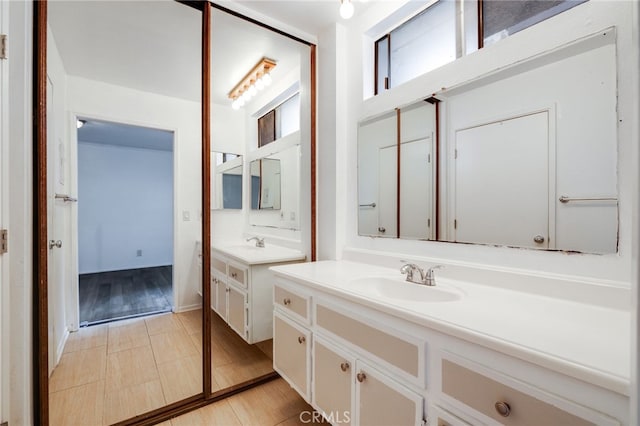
[49,310,306,425]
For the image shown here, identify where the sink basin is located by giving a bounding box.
[348,276,463,302]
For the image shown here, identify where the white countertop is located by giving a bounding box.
[212,242,306,265]
[270,260,630,396]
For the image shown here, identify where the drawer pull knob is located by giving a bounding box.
[494,401,511,417]
[283,298,291,306]
[356,372,366,383]
[298,336,306,344]
[340,362,350,372]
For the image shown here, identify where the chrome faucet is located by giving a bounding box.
[246,236,265,247]
[400,263,442,286]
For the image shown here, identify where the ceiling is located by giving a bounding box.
[48,1,364,106]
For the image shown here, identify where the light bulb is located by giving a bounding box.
[237,97,245,107]
[256,78,264,90]
[249,84,257,96]
[340,0,354,19]
[242,91,251,102]
[232,100,240,110]
[262,73,272,87]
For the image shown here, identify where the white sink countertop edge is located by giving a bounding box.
[270,260,630,396]
[212,242,306,265]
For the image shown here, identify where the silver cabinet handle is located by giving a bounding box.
[283,298,291,306]
[533,235,545,243]
[49,240,62,249]
[356,372,366,383]
[340,362,350,372]
[298,336,306,344]
[494,401,511,417]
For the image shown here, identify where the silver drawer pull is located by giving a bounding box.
[340,362,350,372]
[533,235,545,244]
[494,401,511,417]
[283,298,291,306]
[356,372,366,383]
[298,336,306,344]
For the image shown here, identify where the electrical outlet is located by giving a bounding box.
[136,249,142,257]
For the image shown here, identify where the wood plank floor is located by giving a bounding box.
[79,266,173,325]
[50,310,321,425]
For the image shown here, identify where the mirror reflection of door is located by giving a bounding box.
[47,2,203,424]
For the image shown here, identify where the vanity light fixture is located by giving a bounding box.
[229,57,276,110]
[339,0,354,19]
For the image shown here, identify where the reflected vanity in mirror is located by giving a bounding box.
[212,152,243,210]
[358,32,618,254]
[251,157,281,210]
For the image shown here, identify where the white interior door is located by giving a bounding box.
[378,145,397,237]
[400,137,433,240]
[454,112,549,248]
[47,76,68,374]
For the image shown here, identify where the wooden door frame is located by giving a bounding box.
[34,1,317,424]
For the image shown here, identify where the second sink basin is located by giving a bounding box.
[348,276,464,302]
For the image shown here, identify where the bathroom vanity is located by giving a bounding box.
[271,260,629,425]
[211,242,305,344]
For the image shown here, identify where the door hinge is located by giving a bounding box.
[427,218,431,228]
[427,154,431,163]
[454,149,458,159]
[454,219,457,229]
[0,34,6,60]
[0,229,7,254]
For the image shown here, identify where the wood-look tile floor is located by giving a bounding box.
[50,310,318,425]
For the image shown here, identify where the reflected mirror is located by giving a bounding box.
[358,33,618,254]
[251,158,281,210]
[212,152,243,210]
[47,1,202,423]
[249,144,301,230]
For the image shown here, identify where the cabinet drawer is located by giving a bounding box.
[228,264,247,288]
[316,304,420,379]
[442,359,595,426]
[212,256,227,275]
[274,284,309,322]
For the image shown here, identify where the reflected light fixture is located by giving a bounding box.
[76,119,86,129]
[229,57,276,110]
[340,0,354,19]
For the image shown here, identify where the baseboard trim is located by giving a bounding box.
[174,303,202,313]
[55,328,69,367]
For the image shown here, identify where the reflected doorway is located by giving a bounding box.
[77,119,175,326]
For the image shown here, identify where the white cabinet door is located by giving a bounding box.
[273,311,311,401]
[227,285,247,339]
[216,280,228,321]
[355,360,424,426]
[313,336,354,425]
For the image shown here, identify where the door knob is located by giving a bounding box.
[378,227,386,233]
[49,240,62,249]
[533,235,545,244]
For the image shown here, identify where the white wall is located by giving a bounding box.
[67,76,202,312]
[317,0,638,284]
[77,142,173,274]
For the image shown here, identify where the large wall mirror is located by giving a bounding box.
[209,5,312,394]
[358,32,618,254]
[39,0,316,423]
[46,1,204,423]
